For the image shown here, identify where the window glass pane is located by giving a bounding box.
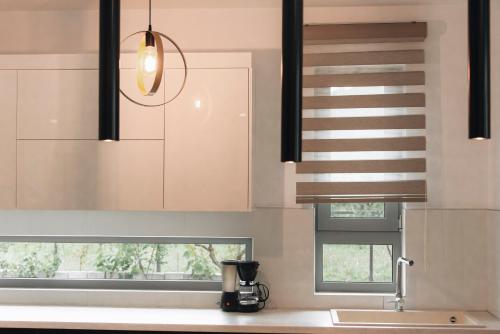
[0,242,247,281]
[322,244,392,283]
[330,203,385,218]
[372,244,393,282]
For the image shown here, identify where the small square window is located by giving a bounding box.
[315,203,401,293]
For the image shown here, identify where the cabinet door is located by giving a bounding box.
[17,70,99,139]
[17,69,164,140]
[0,71,17,208]
[17,140,164,210]
[120,69,165,139]
[164,68,250,211]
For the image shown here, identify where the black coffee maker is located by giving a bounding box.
[220,260,269,312]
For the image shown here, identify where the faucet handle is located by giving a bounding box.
[397,257,414,266]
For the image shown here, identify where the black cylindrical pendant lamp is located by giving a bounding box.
[281,0,303,163]
[468,0,490,140]
[99,0,120,141]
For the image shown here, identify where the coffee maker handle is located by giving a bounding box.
[256,282,270,310]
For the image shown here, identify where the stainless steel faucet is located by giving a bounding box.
[393,257,414,312]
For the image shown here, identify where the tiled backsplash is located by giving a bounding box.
[0,208,494,312]
[401,209,489,311]
[488,211,500,318]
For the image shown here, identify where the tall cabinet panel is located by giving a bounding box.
[17,140,164,210]
[0,71,17,208]
[164,68,250,211]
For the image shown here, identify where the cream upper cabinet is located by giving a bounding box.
[4,53,252,211]
[17,140,164,210]
[120,69,164,139]
[18,70,99,139]
[0,71,17,208]
[164,67,251,212]
[17,69,164,140]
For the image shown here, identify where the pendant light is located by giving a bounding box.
[135,0,164,97]
[281,0,303,163]
[468,0,490,140]
[99,0,120,142]
[120,0,187,108]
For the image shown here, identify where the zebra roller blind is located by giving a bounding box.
[297,22,427,204]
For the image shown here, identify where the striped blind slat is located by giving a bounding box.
[297,180,426,196]
[303,115,425,131]
[303,71,425,88]
[302,137,426,152]
[297,22,427,204]
[303,93,426,110]
[303,50,425,67]
[304,22,427,45]
[296,158,427,174]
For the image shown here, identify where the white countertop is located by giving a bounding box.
[0,305,497,333]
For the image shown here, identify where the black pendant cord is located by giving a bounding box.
[148,0,152,31]
[146,0,154,46]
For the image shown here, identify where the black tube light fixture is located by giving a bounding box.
[281,0,303,163]
[99,0,120,141]
[468,0,490,140]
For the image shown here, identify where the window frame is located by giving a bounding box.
[315,203,401,294]
[0,236,253,291]
[316,203,400,232]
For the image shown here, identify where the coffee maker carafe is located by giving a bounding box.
[220,260,240,312]
[220,260,269,313]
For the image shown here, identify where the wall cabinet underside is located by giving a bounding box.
[0,53,252,212]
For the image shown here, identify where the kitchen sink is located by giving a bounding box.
[331,309,485,328]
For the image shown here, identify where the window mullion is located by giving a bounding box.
[369,244,374,282]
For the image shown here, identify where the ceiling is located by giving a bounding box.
[0,0,460,11]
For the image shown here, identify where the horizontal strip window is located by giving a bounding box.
[0,236,252,290]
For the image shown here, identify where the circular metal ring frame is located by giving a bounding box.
[120,30,188,108]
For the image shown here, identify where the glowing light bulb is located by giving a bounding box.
[142,46,157,75]
[135,31,165,96]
